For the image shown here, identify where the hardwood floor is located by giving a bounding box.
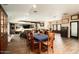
[54,34,79,54]
[6,34,79,54]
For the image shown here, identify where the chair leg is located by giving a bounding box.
[51,41,53,48]
[32,43,34,51]
[39,42,41,54]
[51,45,53,48]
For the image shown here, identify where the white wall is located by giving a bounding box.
[7,22,12,42]
[7,22,10,35]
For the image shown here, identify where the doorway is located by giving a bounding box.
[70,21,79,38]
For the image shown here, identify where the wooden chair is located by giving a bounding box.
[29,32,39,52]
[42,32,55,53]
[44,30,49,35]
[26,31,31,46]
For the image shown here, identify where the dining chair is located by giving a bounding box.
[30,32,39,52]
[42,32,55,54]
[26,31,34,47]
[25,31,31,52]
[44,30,49,35]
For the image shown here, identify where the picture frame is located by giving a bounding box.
[71,14,79,20]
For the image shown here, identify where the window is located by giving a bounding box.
[54,25,56,30]
[57,24,61,31]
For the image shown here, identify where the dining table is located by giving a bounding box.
[34,33,48,53]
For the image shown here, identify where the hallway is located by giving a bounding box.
[7,33,79,54]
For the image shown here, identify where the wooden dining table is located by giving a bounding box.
[34,33,48,53]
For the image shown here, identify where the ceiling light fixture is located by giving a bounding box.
[33,4,37,8]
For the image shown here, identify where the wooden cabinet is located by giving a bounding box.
[0,5,8,53]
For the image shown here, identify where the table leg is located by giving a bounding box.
[39,41,41,54]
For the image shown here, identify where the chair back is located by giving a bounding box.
[27,31,31,40]
[30,32,34,42]
[48,32,55,48]
[48,32,54,41]
[30,32,35,50]
[44,30,48,35]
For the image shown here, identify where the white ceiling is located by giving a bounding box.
[2,4,79,22]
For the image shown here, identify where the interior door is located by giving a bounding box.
[70,21,78,38]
